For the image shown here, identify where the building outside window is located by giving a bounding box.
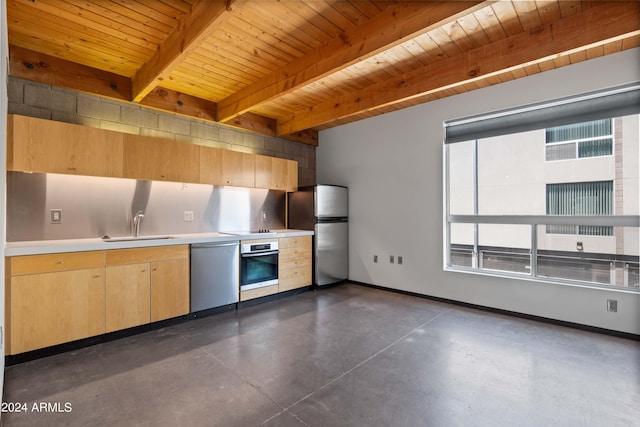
[545,119,613,161]
[546,181,613,236]
[444,85,639,290]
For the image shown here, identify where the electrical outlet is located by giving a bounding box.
[50,209,62,224]
[607,299,618,313]
[373,255,378,263]
[398,256,403,265]
[390,255,394,264]
[184,211,194,221]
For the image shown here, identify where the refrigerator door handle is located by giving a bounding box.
[316,217,348,223]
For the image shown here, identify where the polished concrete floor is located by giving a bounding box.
[3,283,639,427]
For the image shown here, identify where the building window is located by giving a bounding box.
[444,84,639,290]
[545,119,613,161]
[546,181,613,236]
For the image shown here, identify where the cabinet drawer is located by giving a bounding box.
[279,265,312,292]
[279,236,312,250]
[279,256,311,270]
[10,251,105,276]
[240,284,279,301]
[280,247,312,260]
[106,245,189,266]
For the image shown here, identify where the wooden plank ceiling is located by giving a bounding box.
[7,0,640,145]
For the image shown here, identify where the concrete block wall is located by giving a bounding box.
[7,77,316,187]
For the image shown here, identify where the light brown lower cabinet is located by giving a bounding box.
[106,263,151,333]
[5,237,311,355]
[6,245,190,356]
[6,251,106,355]
[278,236,312,292]
[106,246,190,328]
[151,258,190,322]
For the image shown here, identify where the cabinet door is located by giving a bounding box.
[286,160,298,192]
[106,263,151,333]
[7,115,123,177]
[255,155,289,190]
[199,145,224,185]
[151,258,190,322]
[9,268,105,354]
[222,150,255,187]
[123,134,200,183]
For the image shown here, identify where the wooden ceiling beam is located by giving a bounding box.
[8,45,310,142]
[278,1,640,136]
[8,45,131,101]
[139,87,217,122]
[131,0,243,103]
[216,1,491,123]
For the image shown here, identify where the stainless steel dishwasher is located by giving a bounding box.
[190,241,240,312]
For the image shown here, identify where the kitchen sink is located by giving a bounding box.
[102,235,175,242]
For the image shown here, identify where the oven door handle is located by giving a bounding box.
[241,250,279,258]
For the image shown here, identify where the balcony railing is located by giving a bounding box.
[446,215,640,290]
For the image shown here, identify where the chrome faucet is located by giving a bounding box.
[132,211,145,238]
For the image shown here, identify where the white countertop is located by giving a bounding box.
[5,229,314,256]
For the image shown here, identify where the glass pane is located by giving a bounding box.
[450,244,473,268]
[578,138,612,158]
[546,142,576,161]
[537,254,611,284]
[477,130,545,215]
[546,181,612,216]
[447,141,475,215]
[537,227,639,289]
[479,224,530,274]
[546,119,611,143]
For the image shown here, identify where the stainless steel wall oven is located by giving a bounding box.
[240,241,279,291]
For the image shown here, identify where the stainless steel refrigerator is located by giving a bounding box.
[288,185,348,287]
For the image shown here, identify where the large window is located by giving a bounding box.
[444,84,640,290]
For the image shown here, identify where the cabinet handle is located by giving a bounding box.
[67,167,76,171]
[57,261,65,265]
[152,268,158,271]
[141,269,147,272]
[93,275,101,279]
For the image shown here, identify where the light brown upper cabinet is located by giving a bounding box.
[255,155,288,190]
[199,145,224,185]
[287,160,298,192]
[222,150,255,187]
[123,134,200,183]
[255,155,298,191]
[7,115,299,190]
[200,146,255,187]
[7,114,123,177]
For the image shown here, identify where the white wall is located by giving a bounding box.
[1,0,8,398]
[318,48,640,335]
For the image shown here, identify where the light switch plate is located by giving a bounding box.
[184,211,194,221]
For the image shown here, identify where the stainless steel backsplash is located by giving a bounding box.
[7,172,286,242]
